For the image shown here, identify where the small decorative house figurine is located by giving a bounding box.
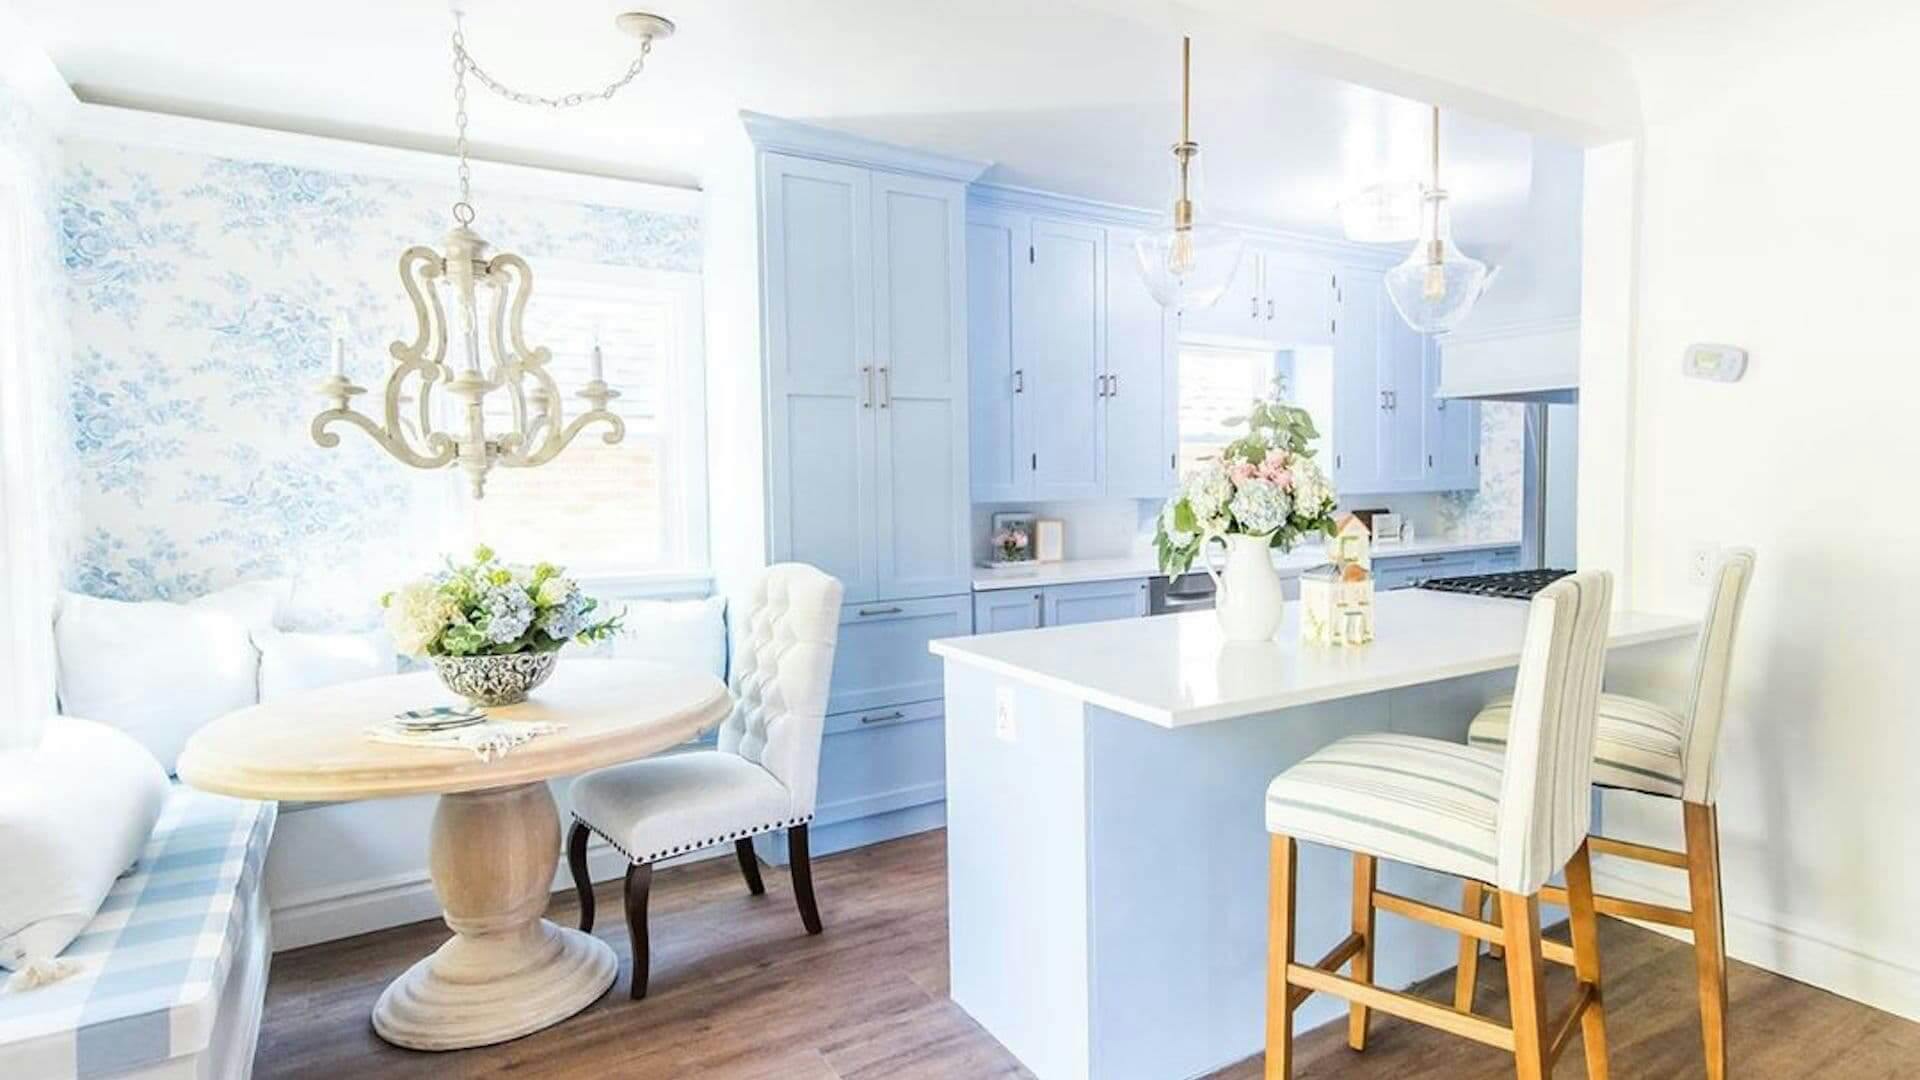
[1301,514,1376,646]
[1327,513,1373,569]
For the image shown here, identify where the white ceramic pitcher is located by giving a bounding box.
[1201,532,1287,641]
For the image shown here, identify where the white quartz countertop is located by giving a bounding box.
[969,536,1521,592]
[930,589,1697,728]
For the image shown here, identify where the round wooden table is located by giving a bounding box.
[176,658,732,1051]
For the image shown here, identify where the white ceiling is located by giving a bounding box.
[14,0,1569,242]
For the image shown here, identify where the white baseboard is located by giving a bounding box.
[1593,862,1920,1024]
[270,834,717,952]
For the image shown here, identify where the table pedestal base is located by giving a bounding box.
[371,781,617,1050]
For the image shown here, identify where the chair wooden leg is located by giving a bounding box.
[1565,840,1612,1079]
[1499,890,1550,1080]
[788,824,823,935]
[1488,894,1504,960]
[735,838,766,896]
[1348,853,1378,1051]
[567,821,595,932]
[1454,880,1486,1013]
[624,862,653,1000]
[1685,801,1730,1080]
[1265,835,1298,1080]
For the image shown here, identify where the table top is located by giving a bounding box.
[931,589,1698,728]
[176,658,732,802]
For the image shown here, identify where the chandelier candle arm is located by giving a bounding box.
[311,10,665,497]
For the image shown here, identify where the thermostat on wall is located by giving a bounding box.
[1683,343,1747,382]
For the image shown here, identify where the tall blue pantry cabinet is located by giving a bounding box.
[742,115,987,860]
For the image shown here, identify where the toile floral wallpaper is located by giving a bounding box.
[58,138,701,621]
[1436,401,1524,540]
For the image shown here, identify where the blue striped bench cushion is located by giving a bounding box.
[1470,692,1686,799]
[0,785,276,1079]
[1265,732,1503,884]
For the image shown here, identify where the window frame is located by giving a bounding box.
[434,258,710,599]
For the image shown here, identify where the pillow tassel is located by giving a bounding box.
[6,956,79,992]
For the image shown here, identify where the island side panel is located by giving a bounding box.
[944,664,1095,1080]
[1080,672,1512,1080]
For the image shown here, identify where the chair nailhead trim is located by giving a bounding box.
[574,813,815,866]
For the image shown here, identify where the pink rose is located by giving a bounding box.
[1260,449,1294,489]
[1228,460,1258,486]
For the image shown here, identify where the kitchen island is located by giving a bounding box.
[930,588,1696,1080]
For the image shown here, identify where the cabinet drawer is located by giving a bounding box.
[816,700,945,828]
[1477,546,1522,572]
[831,594,971,713]
[1374,551,1478,590]
[973,589,1043,633]
[1042,578,1148,626]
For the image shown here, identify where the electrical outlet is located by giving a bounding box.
[1687,542,1719,587]
[994,686,1017,743]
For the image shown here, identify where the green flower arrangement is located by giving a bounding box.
[381,545,623,659]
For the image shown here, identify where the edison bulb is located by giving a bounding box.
[1383,191,1489,333]
[1167,229,1198,277]
[1422,260,1448,302]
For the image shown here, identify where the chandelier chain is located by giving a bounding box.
[450,16,474,222]
[452,25,653,111]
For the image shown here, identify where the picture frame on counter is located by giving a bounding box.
[990,512,1037,564]
[1035,519,1064,563]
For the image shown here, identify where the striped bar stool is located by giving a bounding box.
[1264,571,1614,1080]
[1459,548,1754,1079]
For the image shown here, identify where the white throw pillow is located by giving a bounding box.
[191,578,291,635]
[0,716,168,974]
[257,628,397,702]
[603,595,728,681]
[54,592,260,774]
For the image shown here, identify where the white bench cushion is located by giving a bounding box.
[571,750,802,864]
[1265,733,1504,885]
[1469,692,1686,799]
[0,784,275,1079]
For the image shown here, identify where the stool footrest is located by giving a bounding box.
[1540,884,1691,928]
[1286,963,1515,1051]
[1287,931,1365,1009]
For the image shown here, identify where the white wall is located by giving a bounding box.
[1591,0,1920,1020]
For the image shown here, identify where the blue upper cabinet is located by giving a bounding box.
[1331,268,1385,493]
[1027,218,1108,499]
[1375,286,1429,490]
[965,197,1175,503]
[1175,243,1332,348]
[871,173,972,599]
[1422,342,1481,490]
[1103,226,1177,498]
[762,154,879,599]
[761,149,972,603]
[967,209,1025,502]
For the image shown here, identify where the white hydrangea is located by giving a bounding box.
[1291,455,1334,514]
[385,581,459,658]
[1184,460,1234,522]
[1228,478,1292,535]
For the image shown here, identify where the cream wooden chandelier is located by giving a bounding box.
[312,8,674,498]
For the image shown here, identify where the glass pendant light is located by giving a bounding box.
[1384,106,1491,333]
[1135,36,1243,310]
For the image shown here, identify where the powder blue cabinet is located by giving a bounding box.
[1042,578,1149,626]
[966,197,1175,503]
[1331,268,1482,496]
[761,151,971,604]
[973,588,1044,633]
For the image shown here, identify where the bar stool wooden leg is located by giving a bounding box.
[1498,891,1550,1080]
[1348,854,1378,1050]
[1453,880,1486,1013]
[1565,840,1611,1079]
[1265,835,1298,1080]
[1685,801,1730,1080]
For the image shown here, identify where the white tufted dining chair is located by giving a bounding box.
[1264,571,1615,1080]
[567,563,843,999]
[1457,548,1755,1079]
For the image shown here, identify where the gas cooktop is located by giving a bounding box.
[1418,569,1574,600]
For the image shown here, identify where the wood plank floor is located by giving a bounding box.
[259,829,1919,1078]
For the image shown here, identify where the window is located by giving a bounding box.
[449,262,707,586]
[1176,345,1284,474]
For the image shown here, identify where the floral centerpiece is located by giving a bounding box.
[1154,383,1340,640]
[383,545,623,706]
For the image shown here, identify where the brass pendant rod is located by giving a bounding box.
[1181,36,1192,146]
[1430,104,1441,190]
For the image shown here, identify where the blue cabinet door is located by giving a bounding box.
[973,589,1043,633]
[1042,578,1149,626]
[1331,269,1384,494]
[1027,218,1107,499]
[1422,344,1481,491]
[1376,291,1428,491]
[1261,249,1336,345]
[761,153,879,601]
[872,172,972,599]
[967,208,1029,502]
[1103,225,1175,499]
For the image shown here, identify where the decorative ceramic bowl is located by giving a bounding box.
[431,652,559,707]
